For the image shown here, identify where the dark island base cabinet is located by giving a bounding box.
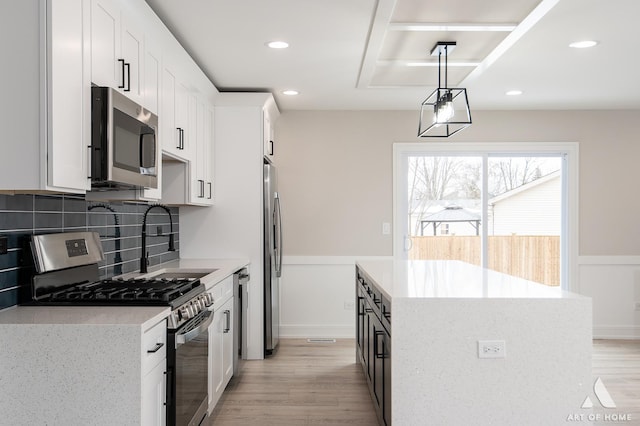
[356,266,391,426]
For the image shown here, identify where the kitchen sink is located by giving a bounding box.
[149,269,218,279]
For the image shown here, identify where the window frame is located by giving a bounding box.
[393,142,579,292]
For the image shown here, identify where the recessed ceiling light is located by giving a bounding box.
[569,40,598,49]
[282,90,298,96]
[506,90,523,96]
[266,41,289,49]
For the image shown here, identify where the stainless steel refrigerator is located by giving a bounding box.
[264,157,282,355]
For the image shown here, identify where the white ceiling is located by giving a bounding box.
[144,0,640,111]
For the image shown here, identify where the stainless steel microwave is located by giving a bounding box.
[90,86,159,189]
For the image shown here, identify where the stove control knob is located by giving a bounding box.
[203,293,214,307]
[180,306,191,320]
[187,304,196,317]
[195,297,205,311]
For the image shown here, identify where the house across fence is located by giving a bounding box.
[409,235,560,286]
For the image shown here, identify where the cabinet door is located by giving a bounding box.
[190,98,206,203]
[263,111,273,157]
[161,66,182,157]
[383,330,391,426]
[143,38,160,115]
[48,0,90,192]
[203,104,214,203]
[208,307,224,409]
[141,360,166,426]
[90,0,120,88]
[120,13,143,104]
[175,83,191,155]
[222,297,234,383]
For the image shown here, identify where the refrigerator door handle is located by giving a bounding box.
[274,192,283,277]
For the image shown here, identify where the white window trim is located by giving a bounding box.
[392,142,579,292]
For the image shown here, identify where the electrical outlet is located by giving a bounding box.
[344,301,355,311]
[156,226,163,236]
[478,340,506,359]
[634,302,640,311]
[0,236,7,255]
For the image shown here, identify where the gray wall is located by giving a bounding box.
[275,109,640,257]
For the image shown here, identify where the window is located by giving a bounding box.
[393,142,578,291]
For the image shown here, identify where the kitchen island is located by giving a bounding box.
[356,259,592,426]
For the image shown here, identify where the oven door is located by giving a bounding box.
[167,309,214,426]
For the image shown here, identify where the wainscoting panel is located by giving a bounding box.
[279,256,391,338]
[281,256,640,340]
[578,256,640,339]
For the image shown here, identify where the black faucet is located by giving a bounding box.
[140,204,176,273]
[88,203,123,276]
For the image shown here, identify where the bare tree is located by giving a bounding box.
[408,156,466,235]
[489,157,545,196]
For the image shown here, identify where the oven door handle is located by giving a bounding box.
[175,310,214,346]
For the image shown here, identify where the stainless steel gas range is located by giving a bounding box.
[27,231,213,426]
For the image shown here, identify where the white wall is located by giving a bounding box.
[274,109,640,339]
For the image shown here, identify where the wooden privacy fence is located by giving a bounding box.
[409,235,560,286]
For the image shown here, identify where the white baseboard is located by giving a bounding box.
[280,324,354,339]
[593,326,640,340]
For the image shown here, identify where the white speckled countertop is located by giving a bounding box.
[356,259,585,299]
[0,306,170,330]
[141,258,249,291]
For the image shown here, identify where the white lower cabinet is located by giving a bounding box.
[142,360,167,426]
[141,318,167,426]
[208,276,235,412]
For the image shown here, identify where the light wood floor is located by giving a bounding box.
[207,339,640,425]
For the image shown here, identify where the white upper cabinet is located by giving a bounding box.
[91,0,144,105]
[143,38,160,115]
[0,0,90,194]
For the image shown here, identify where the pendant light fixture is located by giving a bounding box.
[418,41,472,137]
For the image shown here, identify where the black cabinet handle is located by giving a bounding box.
[118,59,126,89]
[375,331,386,359]
[223,309,231,333]
[147,342,164,353]
[176,128,182,150]
[268,140,274,156]
[124,62,131,92]
[198,179,205,198]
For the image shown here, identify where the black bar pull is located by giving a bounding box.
[124,62,131,92]
[176,128,182,149]
[147,342,164,353]
[223,310,231,333]
[198,179,204,198]
[118,59,125,89]
[375,331,385,359]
